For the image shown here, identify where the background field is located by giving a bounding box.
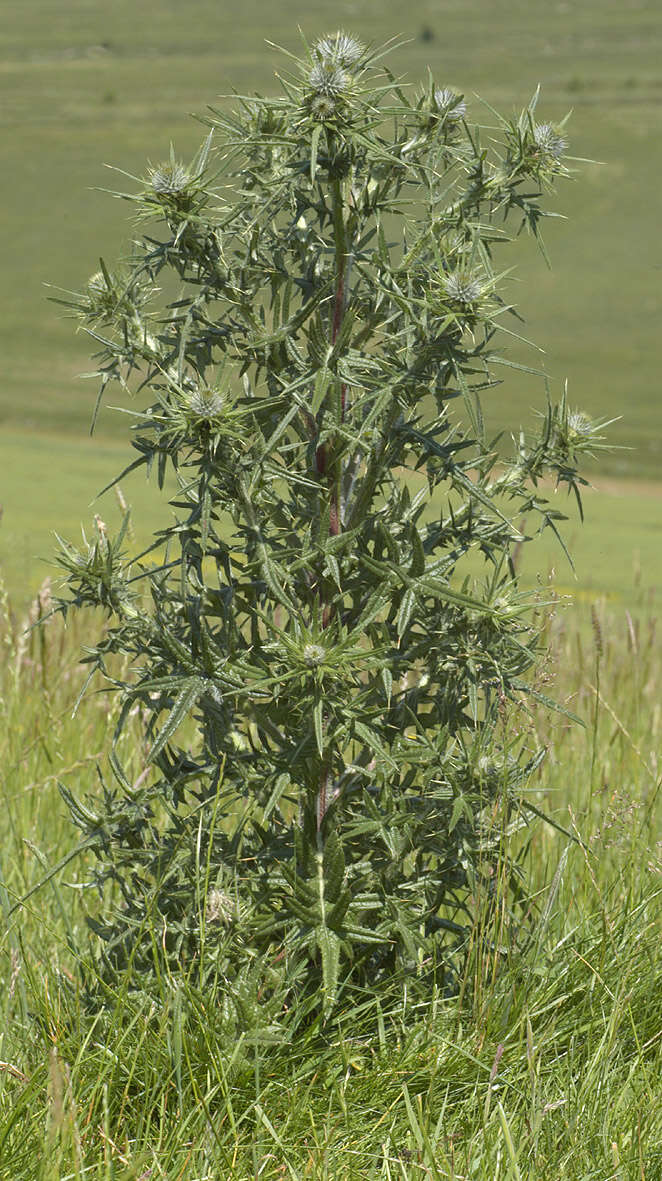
[1,0,661,606]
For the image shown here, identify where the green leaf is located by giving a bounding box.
[409,527,426,577]
[467,680,479,723]
[353,721,398,771]
[397,588,416,638]
[324,552,341,591]
[416,574,496,615]
[311,364,333,417]
[449,793,471,833]
[342,922,389,946]
[313,699,324,758]
[322,830,345,903]
[148,677,203,762]
[401,1086,445,1181]
[263,773,291,822]
[497,1102,523,1181]
[310,123,322,182]
[258,546,295,612]
[355,585,392,631]
[316,926,340,1015]
[327,886,352,929]
[510,679,585,726]
[261,400,301,459]
[200,486,212,551]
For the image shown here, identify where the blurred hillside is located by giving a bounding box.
[1,0,660,601]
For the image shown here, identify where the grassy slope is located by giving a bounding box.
[0,601,660,1178]
[1,0,662,606]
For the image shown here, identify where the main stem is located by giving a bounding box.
[316,173,349,830]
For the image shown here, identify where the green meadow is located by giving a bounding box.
[1,4,661,1177]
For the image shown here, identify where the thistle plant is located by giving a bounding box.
[52,34,608,1026]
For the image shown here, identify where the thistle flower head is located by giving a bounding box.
[550,406,597,454]
[443,271,483,304]
[186,388,225,421]
[87,270,109,298]
[307,61,351,122]
[434,88,467,121]
[308,93,335,121]
[85,270,115,318]
[308,62,350,99]
[533,123,567,160]
[83,268,142,321]
[567,410,593,439]
[314,31,364,69]
[303,643,326,668]
[149,161,191,196]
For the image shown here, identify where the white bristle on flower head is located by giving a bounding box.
[149,162,190,195]
[567,410,592,437]
[443,272,482,304]
[309,62,349,98]
[303,643,326,668]
[187,389,224,419]
[533,123,567,160]
[87,270,109,295]
[314,31,364,69]
[434,88,467,120]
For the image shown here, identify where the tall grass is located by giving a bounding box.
[0,582,660,1179]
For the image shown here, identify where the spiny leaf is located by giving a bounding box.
[313,698,324,758]
[316,926,341,1016]
[263,773,291,822]
[397,587,416,638]
[310,122,322,182]
[322,830,345,903]
[353,721,398,771]
[147,677,203,762]
[381,667,393,708]
[409,526,426,577]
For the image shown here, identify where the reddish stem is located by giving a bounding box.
[316,198,348,829]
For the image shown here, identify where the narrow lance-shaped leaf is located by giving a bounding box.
[148,677,203,762]
[313,698,324,758]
